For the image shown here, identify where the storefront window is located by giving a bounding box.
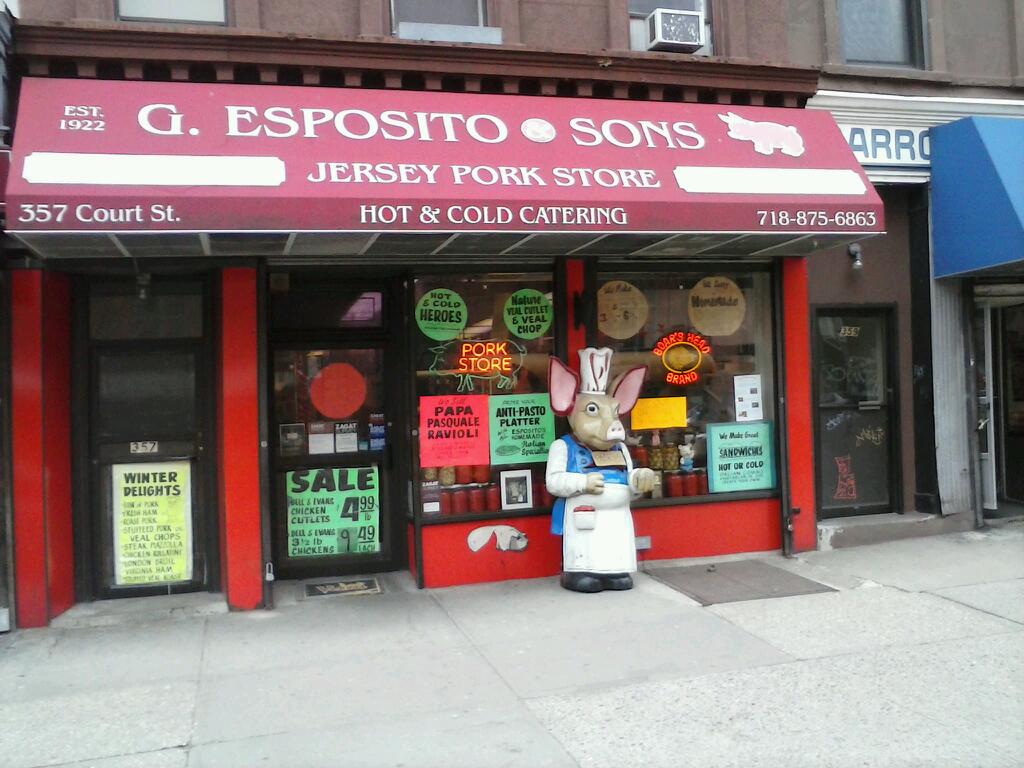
[413,274,556,519]
[597,270,777,500]
[273,349,386,457]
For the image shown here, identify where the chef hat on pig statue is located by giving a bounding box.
[545,347,656,593]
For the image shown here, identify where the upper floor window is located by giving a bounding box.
[392,0,486,28]
[391,0,501,44]
[838,0,924,67]
[117,0,226,24]
[629,0,713,55]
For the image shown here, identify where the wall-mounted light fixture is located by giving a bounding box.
[848,243,864,271]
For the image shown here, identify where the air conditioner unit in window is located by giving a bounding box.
[646,8,704,53]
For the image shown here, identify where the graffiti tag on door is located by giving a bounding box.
[833,455,858,501]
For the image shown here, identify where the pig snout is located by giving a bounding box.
[606,420,625,442]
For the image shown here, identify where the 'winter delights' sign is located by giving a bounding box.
[112,461,192,585]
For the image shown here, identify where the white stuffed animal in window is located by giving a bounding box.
[545,348,656,592]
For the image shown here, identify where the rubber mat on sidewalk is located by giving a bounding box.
[647,560,834,606]
[304,577,382,598]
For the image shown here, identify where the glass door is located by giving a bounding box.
[1000,303,1024,504]
[269,277,406,579]
[86,279,214,599]
[973,304,998,510]
[815,309,898,518]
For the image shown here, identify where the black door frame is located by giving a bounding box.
[268,273,410,580]
[72,274,220,601]
[812,304,902,519]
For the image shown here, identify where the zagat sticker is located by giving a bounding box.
[416,288,467,341]
[503,289,553,340]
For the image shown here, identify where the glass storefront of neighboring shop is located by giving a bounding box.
[972,285,1024,517]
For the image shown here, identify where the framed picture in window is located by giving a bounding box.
[499,469,533,511]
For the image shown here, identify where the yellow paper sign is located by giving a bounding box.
[630,397,688,430]
[112,460,193,586]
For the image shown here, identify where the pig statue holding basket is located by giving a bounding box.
[545,347,656,593]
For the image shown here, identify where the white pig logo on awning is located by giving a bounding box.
[719,112,805,157]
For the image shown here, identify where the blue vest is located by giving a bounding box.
[550,433,629,535]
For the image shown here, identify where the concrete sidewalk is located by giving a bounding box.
[1,523,1022,768]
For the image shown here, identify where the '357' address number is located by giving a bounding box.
[758,210,878,228]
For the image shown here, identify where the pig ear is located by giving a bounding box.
[548,357,579,416]
[610,366,647,415]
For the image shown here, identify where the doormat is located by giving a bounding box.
[647,560,834,606]
[304,577,382,599]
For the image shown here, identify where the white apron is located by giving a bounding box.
[562,482,637,574]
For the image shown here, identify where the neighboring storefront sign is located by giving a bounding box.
[503,289,553,340]
[488,393,555,465]
[652,331,711,385]
[598,280,649,340]
[706,421,775,493]
[688,276,746,336]
[8,78,885,235]
[839,124,931,167]
[112,460,192,585]
[419,394,490,467]
[285,466,380,557]
[416,288,467,341]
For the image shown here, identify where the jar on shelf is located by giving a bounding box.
[468,487,486,513]
[472,464,490,484]
[455,465,473,485]
[632,446,649,468]
[439,466,456,487]
[666,472,684,497]
[486,484,501,512]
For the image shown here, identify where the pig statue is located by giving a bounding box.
[545,347,656,593]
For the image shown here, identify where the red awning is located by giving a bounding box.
[6,78,883,257]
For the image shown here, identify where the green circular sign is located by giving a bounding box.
[415,288,467,341]
[504,289,553,340]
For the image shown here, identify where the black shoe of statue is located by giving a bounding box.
[600,573,634,591]
[561,572,603,593]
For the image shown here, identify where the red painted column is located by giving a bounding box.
[563,258,586,369]
[782,257,817,552]
[10,270,74,627]
[42,274,74,617]
[218,268,264,609]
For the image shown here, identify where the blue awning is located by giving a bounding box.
[931,117,1024,278]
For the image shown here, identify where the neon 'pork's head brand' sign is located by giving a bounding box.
[652,331,711,386]
[8,78,884,234]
